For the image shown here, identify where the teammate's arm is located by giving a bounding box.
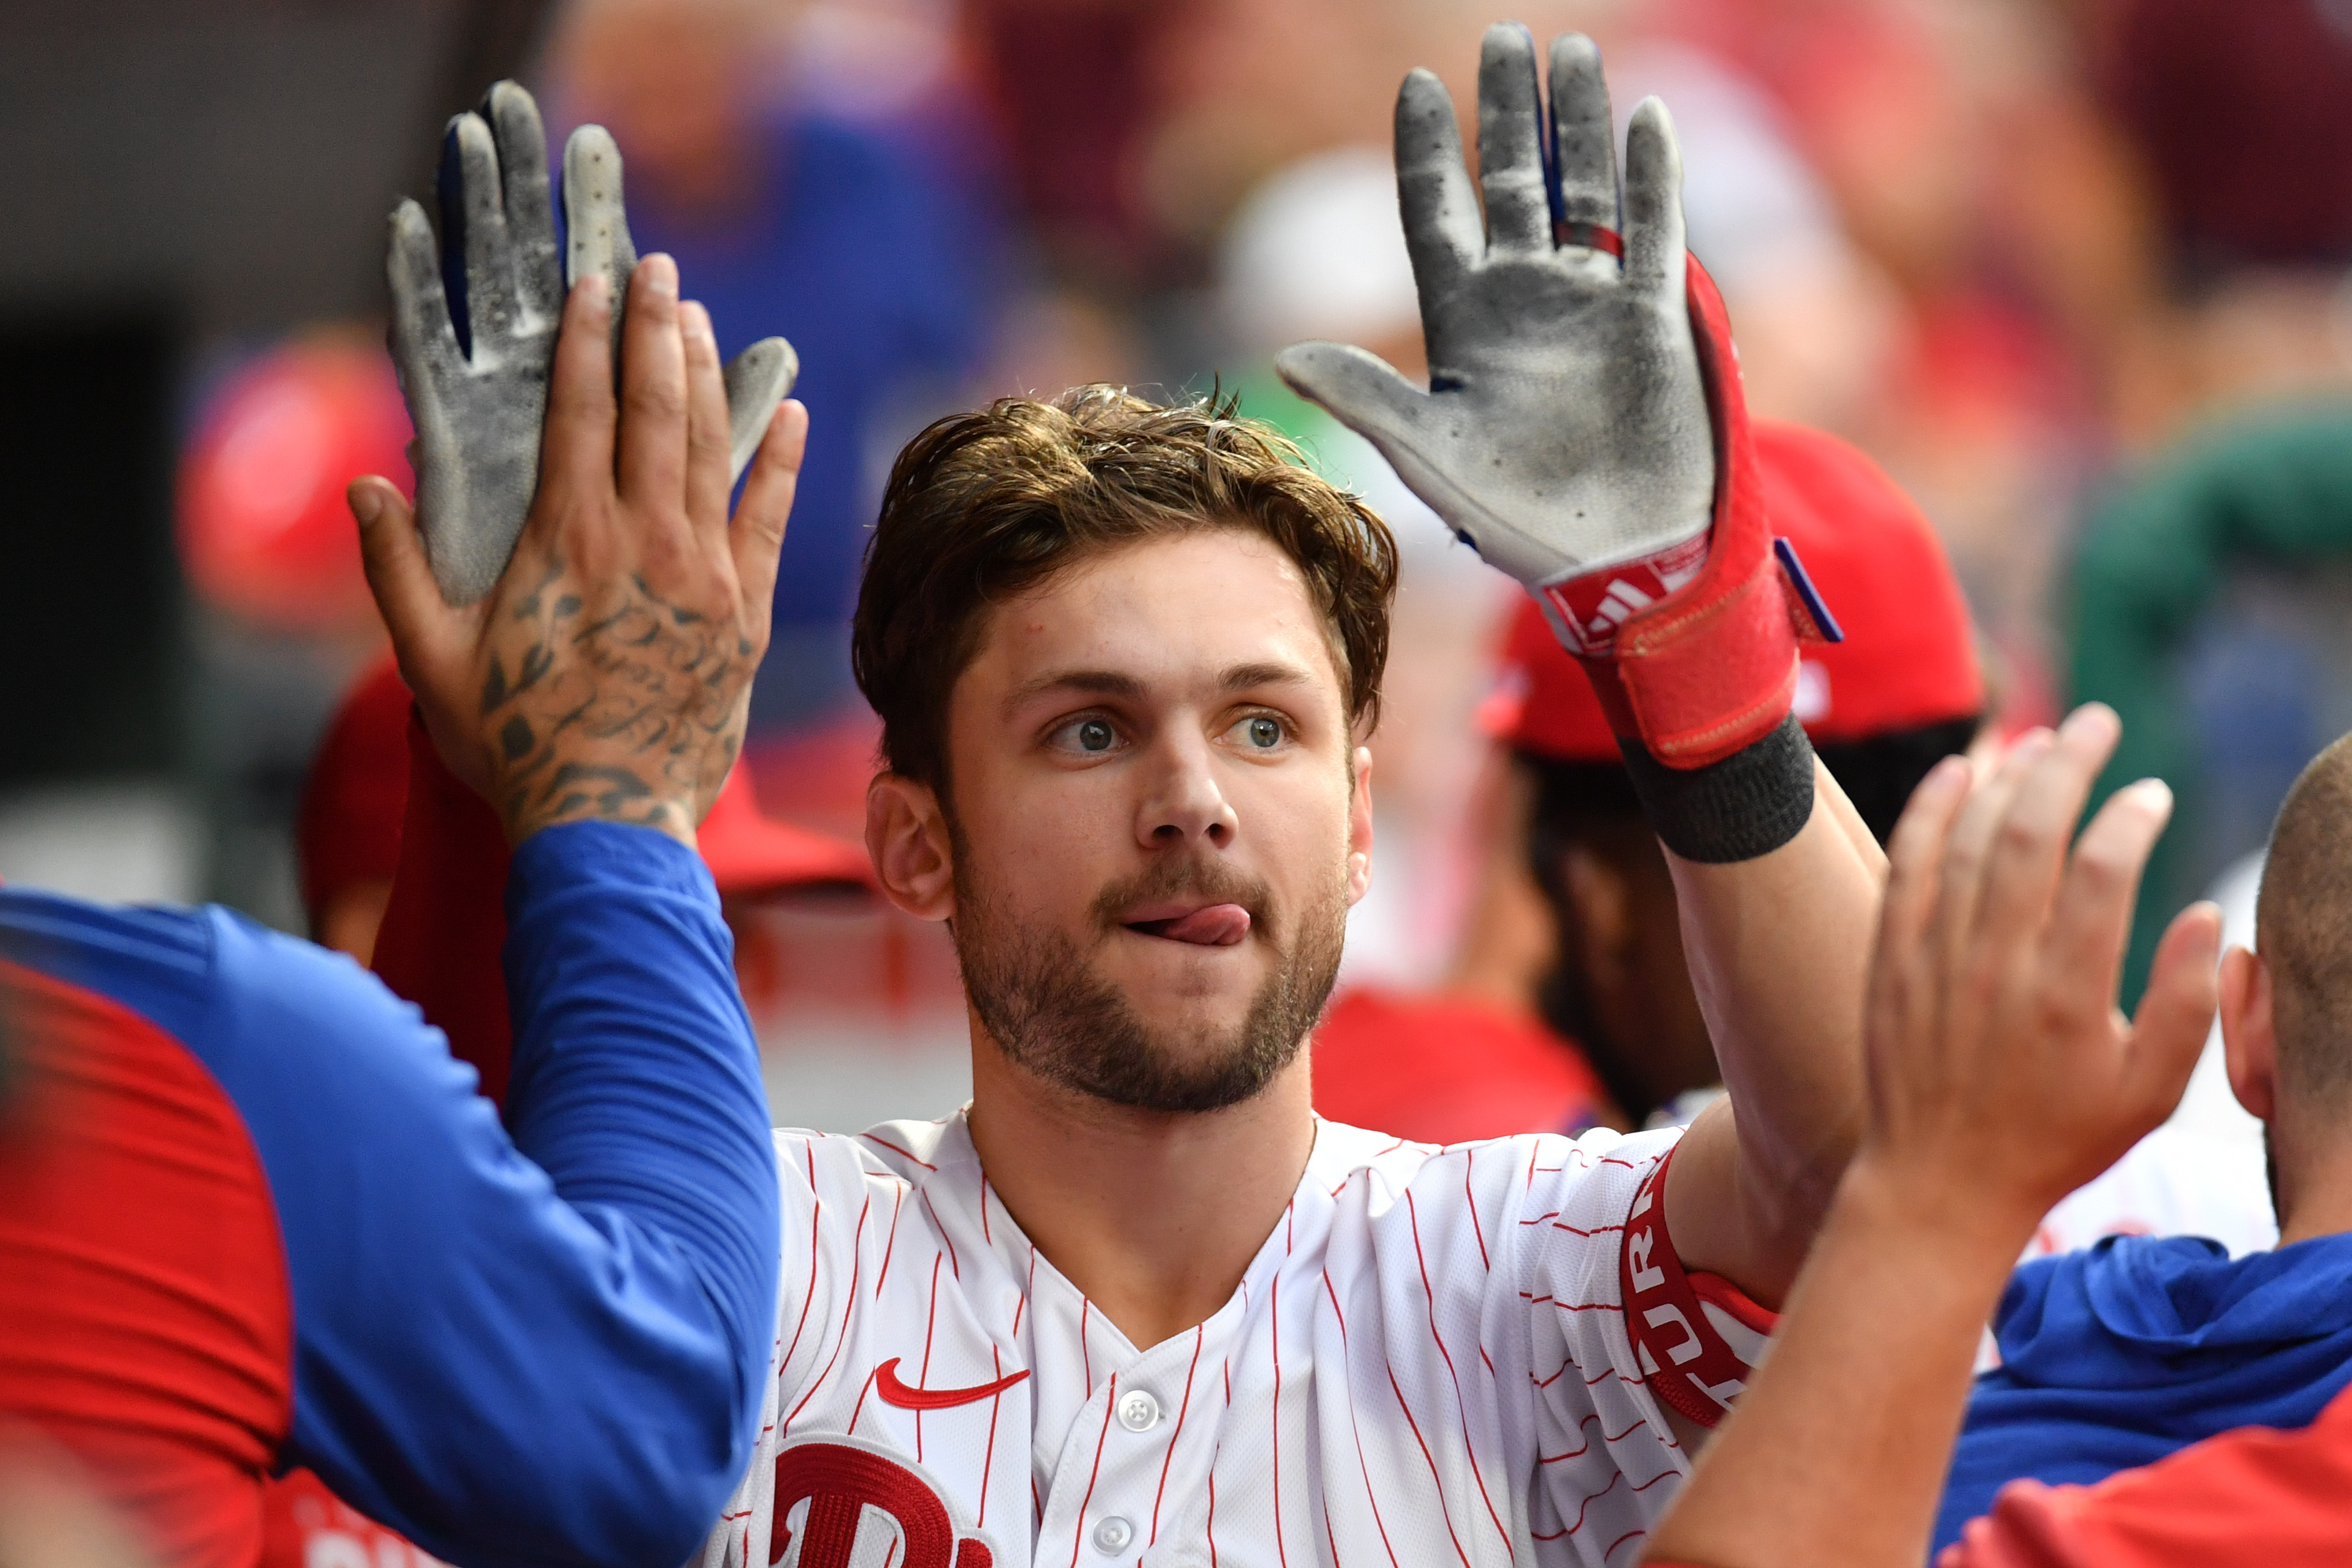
[1642,713,2218,1568]
[1278,25,1887,1302]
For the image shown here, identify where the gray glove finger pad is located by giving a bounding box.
[722,338,800,483]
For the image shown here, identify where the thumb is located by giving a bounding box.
[1275,342,1429,452]
[351,476,457,681]
[2122,900,2224,1119]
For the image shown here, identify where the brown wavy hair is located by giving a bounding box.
[852,385,1400,792]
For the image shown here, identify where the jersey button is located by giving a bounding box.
[1093,1516,1135,1554]
[1116,1389,1161,1432]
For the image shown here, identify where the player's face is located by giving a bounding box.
[933,530,1373,1112]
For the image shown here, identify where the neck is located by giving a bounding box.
[965,1027,1317,1351]
[2274,1115,2352,1245]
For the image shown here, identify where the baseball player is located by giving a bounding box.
[375,30,1905,1568]
[0,162,801,1568]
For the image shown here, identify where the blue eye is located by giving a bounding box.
[1237,716,1285,749]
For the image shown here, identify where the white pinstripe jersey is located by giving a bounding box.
[698,1115,1690,1568]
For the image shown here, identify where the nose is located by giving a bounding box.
[1136,733,1238,850]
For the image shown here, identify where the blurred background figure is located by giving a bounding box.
[6,0,2350,1190]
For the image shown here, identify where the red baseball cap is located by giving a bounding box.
[1480,421,1982,761]
[298,657,870,923]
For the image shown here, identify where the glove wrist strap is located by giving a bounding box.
[1618,713,1815,863]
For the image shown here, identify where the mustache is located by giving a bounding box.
[1089,855,1274,935]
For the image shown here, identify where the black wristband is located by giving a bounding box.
[1618,713,1815,863]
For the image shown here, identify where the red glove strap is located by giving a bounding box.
[1576,256,1834,769]
[1619,1143,1779,1429]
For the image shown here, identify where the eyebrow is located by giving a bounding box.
[1003,660,1317,715]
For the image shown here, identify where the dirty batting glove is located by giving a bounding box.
[1278,28,1836,861]
[386,81,798,606]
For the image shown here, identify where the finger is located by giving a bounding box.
[351,476,457,678]
[1932,727,2054,985]
[483,80,561,328]
[386,199,463,386]
[1548,33,1620,249]
[1475,24,1553,255]
[617,254,689,511]
[1867,753,1973,1057]
[541,271,618,511]
[730,398,807,655]
[2040,777,2176,1027]
[441,112,522,357]
[681,301,733,532]
[1395,68,1482,306]
[563,124,639,368]
[1275,341,1430,452]
[1621,97,1689,294]
[1970,702,2125,946]
[722,336,799,485]
[2123,901,2222,1116]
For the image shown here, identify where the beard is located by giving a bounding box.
[952,842,1349,1114]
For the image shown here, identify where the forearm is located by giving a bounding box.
[1645,1160,2026,1568]
[1664,763,1880,1297]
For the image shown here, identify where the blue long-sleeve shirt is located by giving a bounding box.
[0,822,778,1568]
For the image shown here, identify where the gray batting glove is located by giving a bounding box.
[387,82,798,606]
[1276,27,1714,592]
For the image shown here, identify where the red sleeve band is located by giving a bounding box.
[1618,1143,1779,1429]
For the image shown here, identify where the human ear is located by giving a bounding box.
[866,774,956,922]
[1560,844,1633,986]
[1346,746,1375,906]
[2220,945,2277,1123]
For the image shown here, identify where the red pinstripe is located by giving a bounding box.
[782,1195,870,1436]
[916,1254,942,1460]
[1382,1362,1474,1568]
[979,1173,992,1243]
[1567,1470,1621,1534]
[779,1142,824,1378]
[874,1182,907,1299]
[1540,1413,1603,1463]
[1080,1299,1093,1392]
[1551,1222,1627,1238]
[978,1345,1005,1529]
[1630,1469,1674,1493]
[1532,1528,1567,1542]
[1015,1245,1036,1336]
[1321,1271,1401,1568]
[919,1186,959,1278]
[1207,1470,1218,1568]
[1403,1190,1514,1558]
[1463,1149,1489,1271]
[1604,1528,1647,1563]
[1148,1325,1205,1546]
[1067,1376,1119,1568]
[860,1131,937,1170]
[1550,1300,1616,1313]
[1270,1269,1288,1568]
[1519,1211,1562,1226]
[847,1364,879,1434]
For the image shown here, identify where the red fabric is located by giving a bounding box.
[368,713,517,1104]
[1619,1144,1779,1430]
[1937,1379,2352,1567]
[1570,256,1828,768]
[296,656,413,923]
[1488,422,1981,763]
[260,1468,441,1568]
[0,960,293,1568]
[1309,988,1605,1145]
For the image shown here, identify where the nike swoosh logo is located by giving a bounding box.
[873,1357,1031,1411]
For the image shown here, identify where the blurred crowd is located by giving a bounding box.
[157,0,2352,1125]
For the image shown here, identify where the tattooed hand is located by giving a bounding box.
[350,252,805,848]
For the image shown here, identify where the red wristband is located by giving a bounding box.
[1619,1142,1779,1429]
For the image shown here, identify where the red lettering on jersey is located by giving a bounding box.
[771,1436,998,1568]
[873,1358,1031,1411]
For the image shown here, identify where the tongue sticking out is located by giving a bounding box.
[1135,904,1252,946]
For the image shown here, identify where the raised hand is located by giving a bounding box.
[353,253,807,848]
[1276,26,1714,594]
[1858,706,2222,1240]
[387,81,798,607]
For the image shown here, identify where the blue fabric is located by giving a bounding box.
[0,822,778,1568]
[628,115,996,645]
[1933,1231,2352,1554]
